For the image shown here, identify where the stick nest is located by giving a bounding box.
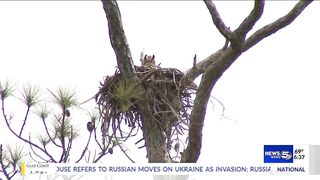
[96,64,196,150]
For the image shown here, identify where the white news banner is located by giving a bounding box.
[20,145,319,176]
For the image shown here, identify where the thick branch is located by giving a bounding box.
[101,0,135,80]
[243,0,313,52]
[235,0,265,38]
[183,49,224,82]
[186,0,262,81]
[204,0,263,49]
[182,48,242,162]
[203,0,233,40]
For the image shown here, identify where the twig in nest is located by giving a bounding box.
[95,64,197,161]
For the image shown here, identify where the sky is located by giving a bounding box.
[0,1,320,180]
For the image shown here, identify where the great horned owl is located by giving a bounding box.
[141,55,155,66]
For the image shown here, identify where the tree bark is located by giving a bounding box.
[102,0,135,81]
[181,47,242,162]
[139,103,172,162]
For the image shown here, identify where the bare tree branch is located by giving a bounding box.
[243,0,313,52]
[101,0,135,80]
[94,128,103,151]
[75,133,92,163]
[203,0,233,40]
[64,128,73,163]
[114,138,135,163]
[58,114,67,163]
[92,134,113,163]
[186,0,263,82]
[235,0,265,39]
[9,170,18,179]
[204,0,264,49]
[184,0,312,83]
[29,135,51,163]
[93,149,107,163]
[181,48,242,163]
[183,49,225,82]
[41,118,61,148]
[18,106,31,137]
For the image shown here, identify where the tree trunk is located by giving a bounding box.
[139,102,172,163]
[101,0,172,163]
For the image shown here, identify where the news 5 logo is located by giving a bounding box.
[264,145,293,163]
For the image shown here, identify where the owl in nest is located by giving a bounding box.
[141,55,156,68]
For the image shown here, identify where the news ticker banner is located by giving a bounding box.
[20,145,320,176]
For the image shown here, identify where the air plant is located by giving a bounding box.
[113,79,145,112]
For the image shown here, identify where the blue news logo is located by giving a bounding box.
[264,145,293,163]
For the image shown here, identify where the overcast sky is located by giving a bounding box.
[1,1,320,180]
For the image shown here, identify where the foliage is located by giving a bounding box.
[0,80,14,101]
[0,81,118,179]
[48,87,78,111]
[20,83,41,108]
